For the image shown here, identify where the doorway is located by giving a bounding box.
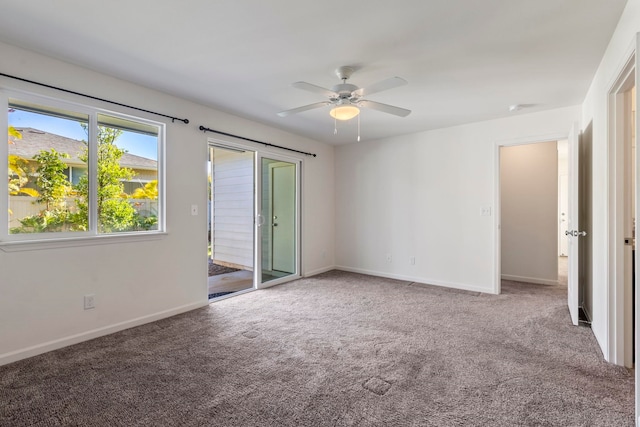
[609,55,636,368]
[208,142,302,299]
[499,141,559,288]
[208,145,255,299]
[497,127,592,328]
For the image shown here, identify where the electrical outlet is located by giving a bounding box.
[386,254,392,263]
[480,206,492,216]
[84,294,95,310]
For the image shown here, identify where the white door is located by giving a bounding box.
[624,85,636,369]
[634,38,639,425]
[567,122,581,326]
[257,154,300,288]
[559,174,569,256]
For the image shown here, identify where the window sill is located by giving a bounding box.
[0,231,167,252]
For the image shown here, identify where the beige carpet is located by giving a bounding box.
[0,271,634,426]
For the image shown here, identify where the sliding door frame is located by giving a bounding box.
[207,137,303,291]
[256,152,302,289]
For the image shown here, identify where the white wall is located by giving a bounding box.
[335,0,640,364]
[500,142,558,285]
[0,41,335,365]
[335,106,580,294]
[580,0,640,361]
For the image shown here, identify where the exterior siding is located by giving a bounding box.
[212,149,254,270]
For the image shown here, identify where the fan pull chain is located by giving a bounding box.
[357,114,361,142]
[334,116,337,135]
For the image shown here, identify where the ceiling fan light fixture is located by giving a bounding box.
[329,105,360,121]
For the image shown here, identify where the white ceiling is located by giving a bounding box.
[0,0,628,145]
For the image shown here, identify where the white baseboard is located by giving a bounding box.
[501,274,558,286]
[334,265,491,294]
[0,300,208,367]
[304,265,336,277]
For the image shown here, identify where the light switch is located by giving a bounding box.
[191,204,198,216]
[481,206,492,216]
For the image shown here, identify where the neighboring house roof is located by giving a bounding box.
[9,127,157,170]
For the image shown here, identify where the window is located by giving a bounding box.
[3,93,164,242]
[64,166,87,186]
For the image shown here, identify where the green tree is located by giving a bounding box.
[130,179,158,230]
[33,149,71,210]
[12,149,73,233]
[8,126,38,198]
[11,124,151,234]
[75,126,137,232]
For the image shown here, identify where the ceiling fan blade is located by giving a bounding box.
[292,81,338,98]
[359,100,411,117]
[354,76,408,97]
[277,101,332,117]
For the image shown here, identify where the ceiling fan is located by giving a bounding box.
[277,66,411,121]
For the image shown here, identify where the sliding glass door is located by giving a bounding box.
[258,156,299,286]
[208,140,300,298]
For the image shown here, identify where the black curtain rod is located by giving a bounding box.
[199,126,317,157]
[0,72,189,124]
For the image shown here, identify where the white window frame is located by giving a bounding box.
[0,89,166,251]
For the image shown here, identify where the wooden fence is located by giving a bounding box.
[8,196,157,228]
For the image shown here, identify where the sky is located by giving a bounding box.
[9,109,158,160]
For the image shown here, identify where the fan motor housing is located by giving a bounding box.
[331,83,358,98]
